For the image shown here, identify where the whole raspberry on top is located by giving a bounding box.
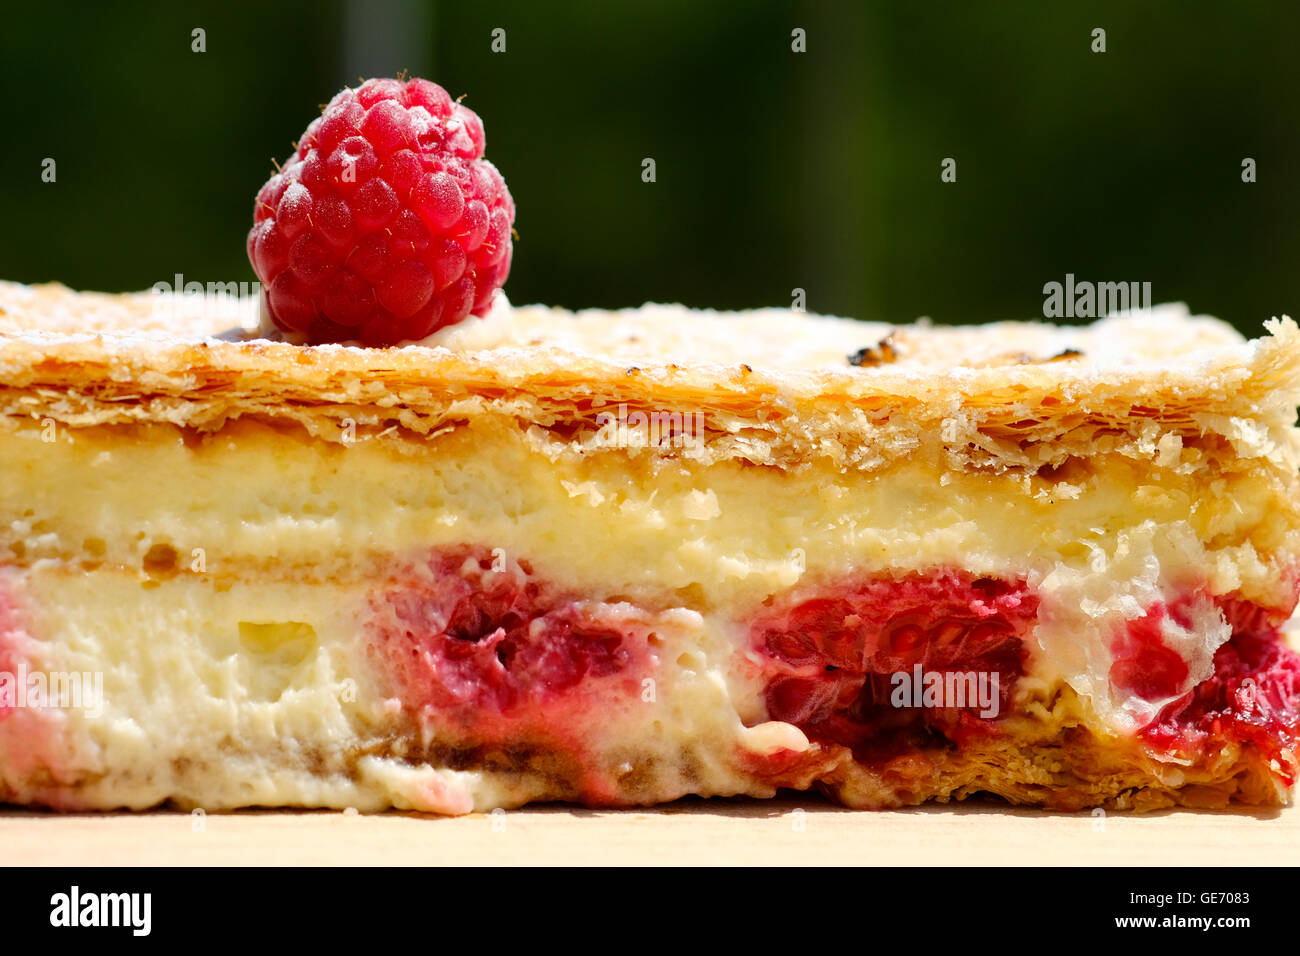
[246,77,515,346]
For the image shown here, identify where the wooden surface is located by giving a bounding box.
[1,796,1295,866]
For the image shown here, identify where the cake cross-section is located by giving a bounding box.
[0,282,1297,812]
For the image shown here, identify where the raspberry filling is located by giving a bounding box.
[1133,595,1300,784]
[0,568,72,788]
[364,551,1300,794]
[365,548,650,737]
[1107,603,1192,703]
[751,571,1038,765]
[0,570,26,723]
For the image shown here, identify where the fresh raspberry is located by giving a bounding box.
[752,571,1038,764]
[247,77,515,346]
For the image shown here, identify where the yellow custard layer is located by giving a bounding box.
[1,417,1292,594]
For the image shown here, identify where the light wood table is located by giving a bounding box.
[1,796,1294,866]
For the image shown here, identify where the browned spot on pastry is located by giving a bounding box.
[422,741,585,797]
[142,542,179,577]
[972,347,1085,368]
[612,757,656,795]
[1010,347,1084,365]
[848,333,899,368]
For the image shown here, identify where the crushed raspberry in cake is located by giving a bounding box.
[365,547,652,734]
[0,568,73,790]
[1138,594,1300,784]
[1107,603,1191,702]
[751,571,1038,765]
[0,571,25,722]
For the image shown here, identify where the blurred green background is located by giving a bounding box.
[1,0,1296,334]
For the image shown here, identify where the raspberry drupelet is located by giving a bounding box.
[247,77,515,346]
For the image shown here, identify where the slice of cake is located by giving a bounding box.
[0,281,1297,813]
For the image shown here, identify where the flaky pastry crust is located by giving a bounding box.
[0,281,1297,485]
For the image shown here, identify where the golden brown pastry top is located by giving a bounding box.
[1,280,1297,475]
